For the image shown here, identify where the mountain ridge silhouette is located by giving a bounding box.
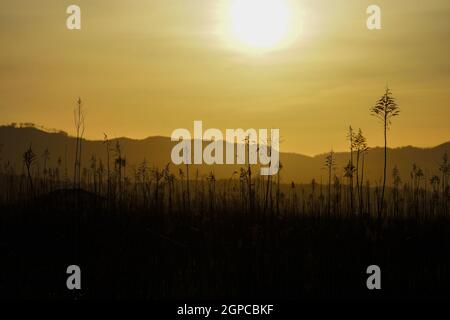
[0,125,448,185]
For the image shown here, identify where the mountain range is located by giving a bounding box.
[0,124,448,185]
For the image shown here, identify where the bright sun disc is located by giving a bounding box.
[227,0,296,51]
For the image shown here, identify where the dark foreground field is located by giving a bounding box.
[1,189,449,300]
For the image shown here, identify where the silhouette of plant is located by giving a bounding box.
[324,149,336,215]
[73,97,85,189]
[347,126,355,214]
[371,87,400,219]
[23,144,37,195]
[353,129,369,213]
[439,152,449,210]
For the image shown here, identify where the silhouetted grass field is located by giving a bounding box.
[0,165,449,299]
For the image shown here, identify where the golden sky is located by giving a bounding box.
[1,0,449,155]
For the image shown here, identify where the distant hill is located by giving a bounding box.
[0,125,448,185]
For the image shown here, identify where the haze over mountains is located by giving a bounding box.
[0,125,448,185]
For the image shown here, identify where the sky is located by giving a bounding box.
[1,0,449,155]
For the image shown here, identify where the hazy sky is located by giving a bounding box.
[1,0,449,155]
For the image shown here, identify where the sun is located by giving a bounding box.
[224,0,300,53]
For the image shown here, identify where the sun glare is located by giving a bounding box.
[224,0,300,53]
